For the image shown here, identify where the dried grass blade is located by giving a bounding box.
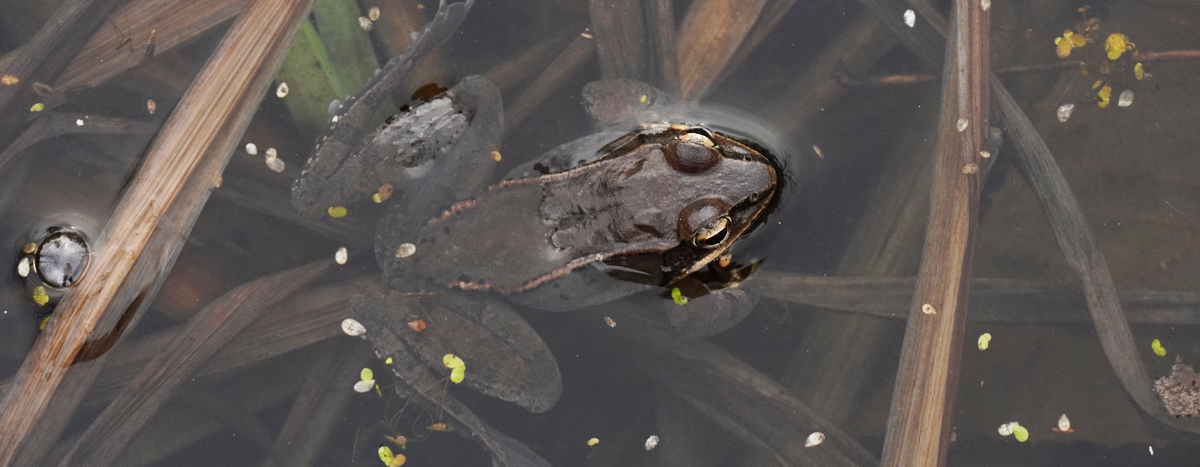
[879,0,989,465]
[504,35,595,134]
[674,0,765,100]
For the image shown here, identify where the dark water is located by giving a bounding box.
[2,0,1200,466]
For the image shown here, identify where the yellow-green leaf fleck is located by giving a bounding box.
[1097,85,1112,108]
[450,366,465,384]
[1105,33,1128,60]
[372,193,384,203]
[378,445,406,466]
[1134,62,1145,80]
[1152,338,1167,357]
[671,287,688,305]
[32,286,49,306]
[30,103,44,112]
[443,353,464,369]
[39,315,50,330]
[361,368,374,382]
[1012,423,1029,442]
[385,357,393,365]
[977,333,992,350]
[328,206,348,218]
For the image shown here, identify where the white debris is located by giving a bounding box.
[17,256,30,277]
[903,9,916,28]
[998,422,1016,437]
[1057,413,1071,432]
[75,119,84,126]
[368,6,380,21]
[980,0,991,11]
[342,318,367,336]
[245,143,258,155]
[644,435,659,450]
[805,432,825,447]
[353,379,375,393]
[1118,89,1134,107]
[335,246,348,265]
[276,82,289,98]
[358,16,373,31]
[395,243,416,258]
[1056,103,1075,122]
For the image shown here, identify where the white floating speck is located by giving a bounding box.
[410,31,419,41]
[980,150,992,159]
[265,147,277,158]
[342,318,367,336]
[265,154,285,173]
[1118,89,1134,107]
[368,6,380,21]
[75,119,83,126]
[332,115,339,123]
[805,432,825,447]
[998,422,1016,437]
[358,16,373,31]
[644,435,659,450]
[353,379,375,393]
[245,143,258,155]
[922,303,937,315]
[580,31,593,39]
[17,256,30,277]
[335,246,348,265]
[605,316,616,327]
[903,9,916,28]
[980,0,990,11]
[1057,413,1071,432]
[1056,103,1075,122]
[395,243,416,258]
[1149,445,1154,455]
[276,82,289,98]
[956,118,969,132]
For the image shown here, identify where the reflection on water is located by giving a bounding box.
[2,0,1200,466]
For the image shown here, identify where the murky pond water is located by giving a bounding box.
[2,0,1200,466]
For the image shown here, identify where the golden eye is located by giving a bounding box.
[694,216,730,248]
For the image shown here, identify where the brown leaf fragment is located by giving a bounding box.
[1154,357,1200,418]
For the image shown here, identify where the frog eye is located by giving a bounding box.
[693,216,730,248]
[663,139,720,173]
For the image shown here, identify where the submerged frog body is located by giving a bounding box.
[291,1,782,463]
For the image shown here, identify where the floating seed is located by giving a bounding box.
[276,82,289,98]
[245,143,258,155]
[147,99,157,114]
[30,103,43,112]
[922,303,936,315]
[335,247,348,265]
[604,316,616,327]
[587,438,599,446]
[956,118,968,132]
[805,432,825,447]
[978,332,992,350]
[32,286,49,306]
[341,318,367,336]
[1118,89,1134,108]
[903,9,915,28]
[645,435,659,450]
[1056,103,1075,122]
[395,243,416,258]
[358,16,373,31]
[368,6,381,21]
[813,145,825,159]
[0,74,18,85]
[17,256,31,278]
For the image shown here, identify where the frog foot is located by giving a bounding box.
[349,282,562,413]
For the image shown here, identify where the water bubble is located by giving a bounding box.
[36,229,90,288]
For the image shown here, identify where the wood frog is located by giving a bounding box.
[291,0,781,462]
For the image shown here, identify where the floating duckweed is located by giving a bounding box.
[1105,33,1129,60]
[245,143,258,155]
[361,367,374,382]
[443,353,465,384]
[1012,423,1029,442]
[39,315,50,330]
[368,6,381,21]
[1117,89,1134,108]
[1151,338,1167,357]
[978,333,992,350]
[0,74,18,85]
[491,150,502,162]
[341,318,367,336]
[956,118,968,132]
[1054,30,1086,59]
[384,357,393,365]
[328,206,348,218]
[645,435,659,450]
[805,432,825,447]
[358,16,373,31]
[903,9,915,28]
[1134,62,1145,80]
[375,183,393,203]
[32,286,49,306]
[377,445,406,466]
[1097,85,1112,108]
[29,103,43,112]
[587,437,599,446]
[1056,103,1075,122]
[395,243,416,258]
[604,316,616,327]
[671,287,688,305]
[335,247,348,265]
[276,82,289,98]
[639,94,648,104]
